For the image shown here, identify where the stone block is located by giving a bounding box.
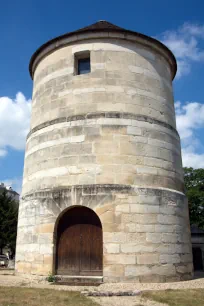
[121,243,156,253]
[178,233,191,243]
[133,214,157,224]
[94,141,119,154]
[26,253,36,262]
[101,125,127,135]
[156,244,177,254]
[139,274,165,283]
[100,211,115,223]
[105,243,120,254]
[96,173,115,184]
[155,224,174,233]
[137,254,159,265]
[125,223,136,232]
[95,203,114,215]
[104,254,136,265]
[39,234,53,244]
[79,155,96,164]
[104,265,124,277]
[115,204,130,213]
[176,263,193,274]
[160,254,180,264]
[180,253,193,263]
[116,194,129,199]
[96,154,114,164]
[159,206,176,215]
[35,254,44,263]
[120,142,146,156]
[162,233,178,243]
[146,233,162,243]
[78,174,95,184]
[151,264,176,276]
[44,255,53,265]
[128,156,144,165]
[126,233,146,243]
[136,167,158,175]
[135,224,155,233]
[31,263,42,274]
[125,265,151,277]
[21,262,32,273]
[176,244,191,254]
[115,173,135,185]
[127,126,142,135]
[131,135,147,143]
[31,263,51,275]
[103,222,122,232]
[127,196,140,204]
[138,195,161,205]
[130,205,159,214]
[39,244,53,255]
[165,275,181,282]
[103,232,127,243]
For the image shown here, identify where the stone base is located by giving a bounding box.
[15,184,193,283]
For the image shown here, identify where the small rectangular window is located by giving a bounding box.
[78,58,90,75]
[75,51,91,75]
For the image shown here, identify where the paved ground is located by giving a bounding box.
[0,273,204,306]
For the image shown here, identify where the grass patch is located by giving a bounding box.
[142,289,204,306]
[0,286,99,306]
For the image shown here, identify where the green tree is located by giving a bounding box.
[0,190,18,255]
[184,167,204,229]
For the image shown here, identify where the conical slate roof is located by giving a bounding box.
[74,20,124,32]
[29,20,177,79]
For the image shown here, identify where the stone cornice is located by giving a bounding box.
[21,184,185,201]
[27,112,179,140]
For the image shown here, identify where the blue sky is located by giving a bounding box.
[0,0,204,193]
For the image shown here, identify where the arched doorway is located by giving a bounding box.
[55,206,103,276]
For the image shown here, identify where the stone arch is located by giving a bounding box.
[54,205,103,276]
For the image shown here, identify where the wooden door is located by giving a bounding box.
[56,207,103,276]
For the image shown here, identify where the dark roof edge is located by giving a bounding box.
[29,24,177,80]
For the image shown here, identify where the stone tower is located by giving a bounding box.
[15,21,193,282]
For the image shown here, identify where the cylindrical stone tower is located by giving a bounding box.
[15,21,193,282]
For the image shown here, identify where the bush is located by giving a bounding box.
[46,272,56,283]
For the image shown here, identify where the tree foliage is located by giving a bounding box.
[0,190,18,255]
[184,167,204,229]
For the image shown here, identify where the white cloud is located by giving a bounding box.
[176,101,204,139]
[0,149,7,157]
[180,23,204,37]
[159,23,204,78]
[1,177,23,194]
[181,149,204,169]
[175,101,204,168]
[0,92,31,157]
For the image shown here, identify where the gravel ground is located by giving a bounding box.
[0,274,204,291]
[0,274,204,306]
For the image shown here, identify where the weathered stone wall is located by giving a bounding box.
[31,39,175,128]
[16,34,193,282]
[23,117,183,195]
[16,186,192,281]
